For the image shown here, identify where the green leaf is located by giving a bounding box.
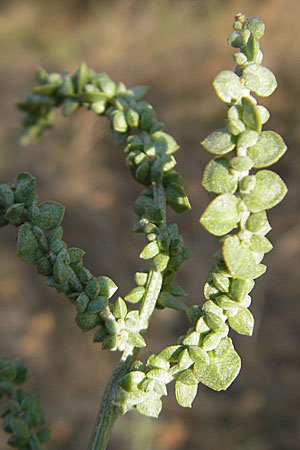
[33,83,59,95]
[226,118,245,136]
[177,348,194,370]
[113,297,127,319]
[245,33,258,61]
[223,235,266,279]
[202,331,224,351]
[76,312,100,332]
[216,294,239,310]
[87,297,107,314]
[229,278,254,301]
[194,345,241,391]
[249,235,273,253]
[17,224,38,263]
[136,394,162,418]
[188,345,209,364]
[85,278,100,299]
[245,211,270,233]
[241,170,287,212]
[243,64,277,97]
[140,241,160,259]
[177,368,198,385]
[183,331,200,346]
[125,286,145,304]
[128,332,146,348]
[247,131,287,168]
[158,345,182,362]
[230,155,253,172]
[128,85,150,100]
[33,201,65,230]
[201,128,236,155]
[83,86,107,102]
[0,184,14,207]
[147,354,170,370]
[147,368,172,384]
[36,66,48,83]
[202,157,237,194]
[120,371,146,392]
[102,334,118,350]
[93,326,108,343]
[15,172,36,207]
[212,337,233,358]
[151,131,179,155]
[200,194,239,236]
[91,100,107,115]
[257,105,270,124]
[37,257,52,276]
[212,272,230,293]
[126,108,140,128]
[213,70,242,103]
[160,154,176,172]
[228,307,254,336]
[53,258,68,284]
[141,106,157,130]
[239,175,256,193]
[166,183,191,213]
[62,99,80,116]
[175,380,198,407]
[113,111,128,133]
[97,73,116,97]
[76,62,90,93]
[157,292,188,311]
[36,428,51,444]
[7,418,30,445]
[5,203,25,226]
[67,247,85,263]
[134,272,148,286]
[98,276,118,299]
[247,17,265,39]
[153,252,170,272]
[76,292,90,312]
[241,97,262,132]
[227,31,243,48]
[233,52,248,65]
[237,129,259,149]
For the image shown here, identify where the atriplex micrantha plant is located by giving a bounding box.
[0,13,287,450]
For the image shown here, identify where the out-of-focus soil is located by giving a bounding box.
[0,1,299,449]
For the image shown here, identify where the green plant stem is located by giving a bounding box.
[87,349,139,450]
[88,181,167,450]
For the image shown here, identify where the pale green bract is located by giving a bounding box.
[201,128,236,155]
[200,194,239,236]
[198,10,287,419]
[247,131,287,167]
[213,70,242,103]
[243,64,277,97]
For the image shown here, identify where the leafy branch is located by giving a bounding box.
[0,13,287,450]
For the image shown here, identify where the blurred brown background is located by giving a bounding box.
[0,0,299,449]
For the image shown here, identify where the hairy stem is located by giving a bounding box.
[87,350,138,450]
[88,182,167,450]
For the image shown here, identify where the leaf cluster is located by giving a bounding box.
[0,13,288,443]
[0,357,50,449]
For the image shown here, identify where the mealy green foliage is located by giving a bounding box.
[198,10,287,389]
[0,357,50,449]
[0,12,287,450]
